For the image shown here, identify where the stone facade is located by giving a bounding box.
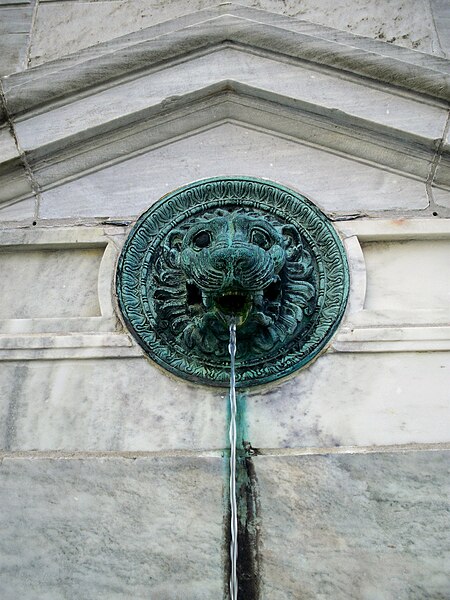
[0,2,449,598]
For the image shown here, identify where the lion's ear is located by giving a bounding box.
[164,229,184,267]
[166,229,184,251]
[281,225,302,259]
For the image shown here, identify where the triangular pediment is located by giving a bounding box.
[1,4,449,222]
[32,121,431,221]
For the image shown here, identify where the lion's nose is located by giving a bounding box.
[210,251,228,272]
[210,248,253,276]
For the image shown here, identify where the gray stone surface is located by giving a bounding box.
[28,0,446,67]
[37,123,430,220]
[0,2,34,76]
[1,5,448,216]
[434,145,450,196]
[0,358,228,452]
[246,351,450,449]
[0,247,102,319]
[256,451,450,599]
[431,0,450,58]
[4,81,442,213]
[5,5,449,117]
[362,239,450,310]
[11,39,448,146]
[0,351,448,452]
[0,456,224,600]
[0,197,35,223]
[434,187,450,210]
[0,124,20,163]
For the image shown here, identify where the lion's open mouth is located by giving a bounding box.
[186,277,283,327]
[186,282,252,324]
[215,292,251,318]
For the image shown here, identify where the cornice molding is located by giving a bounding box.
[0,4,449,212]
[2,3,449,119]
[22,82,446,185]
[0,81,445,207]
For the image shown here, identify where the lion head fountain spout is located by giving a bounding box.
[165,210,316,352]
[116,177,349,387]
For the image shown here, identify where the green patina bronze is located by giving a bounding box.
[116,177,349,387]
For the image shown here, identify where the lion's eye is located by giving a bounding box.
[192,231,211,249]
[251,228,272,250]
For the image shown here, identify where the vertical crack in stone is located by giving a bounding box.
[236,443,261,600]
[0,79,42,221]
[222,465,232,600]
[223,392,262,600]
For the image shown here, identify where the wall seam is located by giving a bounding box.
[429,0,446,58]
[425,108,450,213]
[25,0,40,69]
[0,80,42,223]
[1,442,449,462]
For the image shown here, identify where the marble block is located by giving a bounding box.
[430,0,450,58]
[246,351,450,449]
[0,357,228,452]
[0,350,448,453]
[255,451,450,599]
[0,246,102,319]
[433,187,450,210]
[362,239,450,310]
[29,0,443,67]
[17,47,446,152]
[0,125,20,164]
[38,123,428,220]
[0,197,35,223]
[0,456,225,600]
[0,4,34,76]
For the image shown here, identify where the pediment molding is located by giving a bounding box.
[0,3,449,214]
[12,82,443,193]
[3,3,450,117]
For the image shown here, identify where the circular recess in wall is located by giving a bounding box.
[116,177,349,387]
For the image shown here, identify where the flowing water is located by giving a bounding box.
[228,319,238,600]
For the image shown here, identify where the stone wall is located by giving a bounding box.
[1,0,450,76]
[0,2,449,599]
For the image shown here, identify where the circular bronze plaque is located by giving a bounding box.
[116,177,349,387]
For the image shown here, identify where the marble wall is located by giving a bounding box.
[0,456,225,600]
[257,451,449,599]
[1,0,449,77]
[0,246,102,319]
[0,218,448,598]
[0,2,449,599]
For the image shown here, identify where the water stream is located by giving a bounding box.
[228,319,238,600]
